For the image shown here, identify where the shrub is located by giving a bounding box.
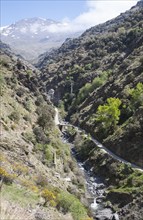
[57,191,88,220]
[12,163,28,176]
[26,69,32,77]
[16,87,25,97]
[23,100,32,112]
[139,57,143,65]
[37,105,54,131]
[11,124,17,130]
[0,167,16,184]
[41,188,56,206]
[33,126,49,144]
[35,95,45,106]
[19,179,39,193]
[45,147,53,163]
[85,63,92,70]
[58,100,67,118]
[23,114,32,123]
[9,110,20,122]
[16,59,23,70]
[35,174,48,187]
[22,132,36,144]
[129,82,143,110]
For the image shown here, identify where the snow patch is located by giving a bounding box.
[0,25,9,31]
[2,33,9,36]
[20,27,27,33]
[39,17,46,21]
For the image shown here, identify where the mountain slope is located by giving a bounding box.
[36,1,143,167]
[0,18,80,60]
[0,42,92,220]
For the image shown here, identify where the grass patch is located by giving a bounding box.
[1,183,39,207]
[57,191,88,220]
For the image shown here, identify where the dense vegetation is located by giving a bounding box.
[37,1,143,168]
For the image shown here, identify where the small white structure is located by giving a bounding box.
[55,108,60,125]
[48,89,54,100]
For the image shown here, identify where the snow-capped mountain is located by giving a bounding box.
[0,17,80,60]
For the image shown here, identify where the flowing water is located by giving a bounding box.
[62,133,119,220]
[73,153,114,220]
[56,109,119,220]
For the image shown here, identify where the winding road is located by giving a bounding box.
[55,108,143,172]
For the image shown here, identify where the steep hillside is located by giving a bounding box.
[0,42,92,220]
[37,1,143,168]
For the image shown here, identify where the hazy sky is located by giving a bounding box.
[1,0,138,31]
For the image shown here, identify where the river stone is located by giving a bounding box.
[95,208,113,220]
[111,213,119,220]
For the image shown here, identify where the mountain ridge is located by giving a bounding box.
[0,17,80,60]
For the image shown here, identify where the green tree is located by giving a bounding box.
[95,97,122,133]
[37,105,54,131]
[129,82,143,110]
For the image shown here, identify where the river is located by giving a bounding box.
[71,146,116,220]
[55,108,119,220]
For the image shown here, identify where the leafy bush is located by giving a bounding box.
[0,167,16,184]
[26,69,32,77]
[22,132,36,144]
[139,57,143,65]
[33,126,49,144]
[16,87,25,97]
[23,100,32,112]
[16,59,23,70]
[37,105,54,130]
[57,191,88,220]
[41,188,56,206]
[9,110,20,122]
[45,147,53,164]
[85,63,92,70]
[35,174,48,187]
[129,82,143,110]
[12,163,28,176]
[23,114,32,123]
[35,95,45,106]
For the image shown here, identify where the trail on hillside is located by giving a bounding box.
[55,108,143,172]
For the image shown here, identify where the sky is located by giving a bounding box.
[1,0,139,32]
